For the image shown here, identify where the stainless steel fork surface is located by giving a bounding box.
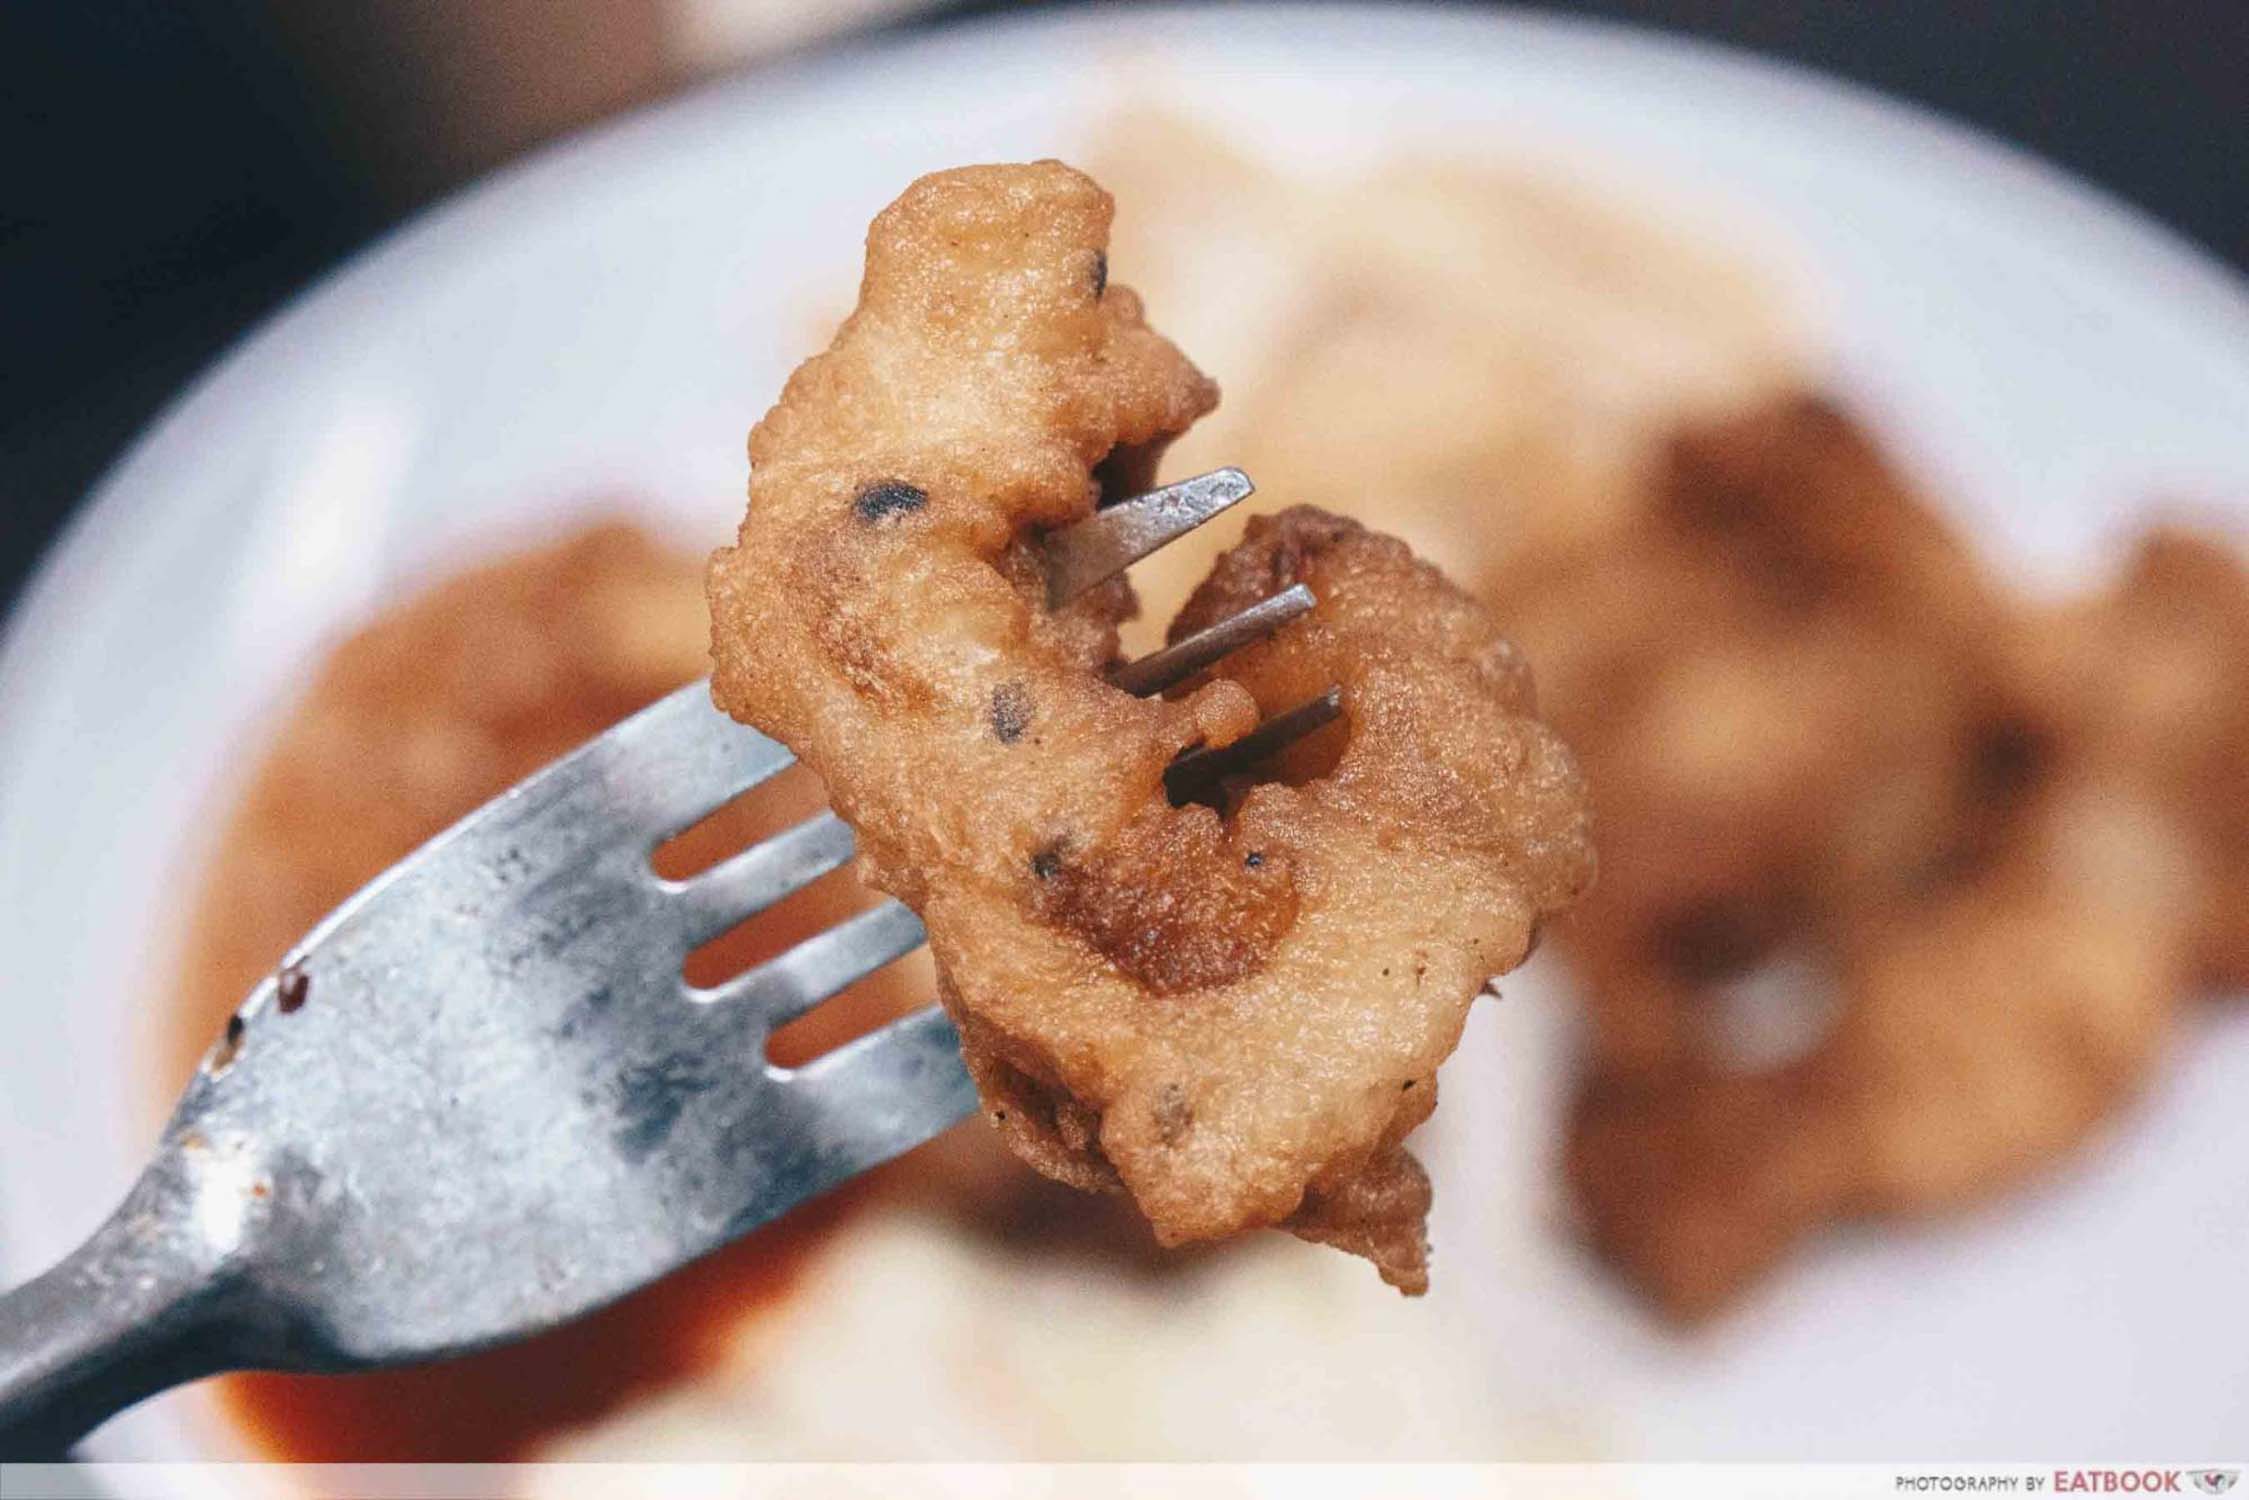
[0,685,965,1459]
[0,466,1328,1456]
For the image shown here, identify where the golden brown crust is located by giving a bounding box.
[710,163,1592,1288]
[1283,1147,1434,1297]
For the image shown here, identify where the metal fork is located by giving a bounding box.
[0,468,1342,1456]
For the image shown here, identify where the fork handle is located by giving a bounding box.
[0,1182,238,1457]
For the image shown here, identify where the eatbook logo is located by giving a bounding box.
[2191,1473,2239,1496]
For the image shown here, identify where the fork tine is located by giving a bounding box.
[594,683,801,843]
[788,1003,978,1129]
[667,810,857,948]
[1164,687,1345,801]
[1110,584,1315,696]
[692,899,926,1025]
[1042,467,1254,607]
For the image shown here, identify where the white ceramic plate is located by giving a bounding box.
[3,4,2245,1473]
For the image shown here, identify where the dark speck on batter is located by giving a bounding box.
[854,480,927,524]
[990,682,1032,744]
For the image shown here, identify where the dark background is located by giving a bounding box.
[5,0,2244,615]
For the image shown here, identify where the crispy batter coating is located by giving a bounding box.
[1543,401,2249,1319]
[709,163,1592,1289]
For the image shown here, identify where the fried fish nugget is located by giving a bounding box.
[959,506,1589,1283]
[709,163,1592,1289]
[1504,398,2021,1079]
[2059,530,2249,985]
[1556,408,2246,1316]
[934,507,1592,1292]
[1568,771,2199,1320]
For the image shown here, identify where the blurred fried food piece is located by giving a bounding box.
[1569,774,2199,1318]
[2056,531,2249,987]
[709,163,1591,1289]
[1502,397,2023,1078]
[1549,403,2248,1318]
